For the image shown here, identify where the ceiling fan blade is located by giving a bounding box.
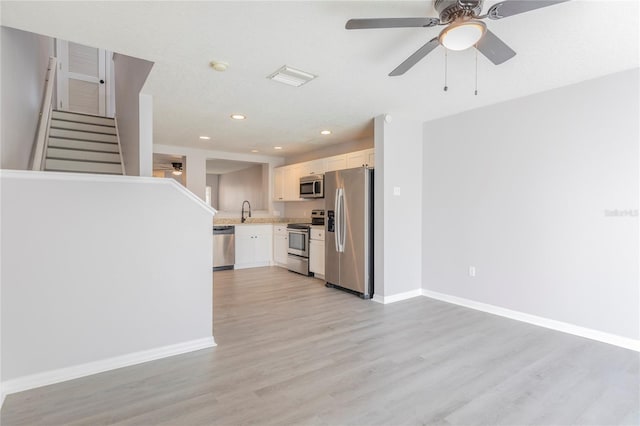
[389,37,439,76]
[475,30,516,65]
[487,0,569,20]
[346,17,440,30]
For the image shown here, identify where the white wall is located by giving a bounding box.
[138,93,153,177]
[206,173,219,208]
[422,68,639,340]
[374,115,424,300]
[154,144,285,205]
[0,171,215,392]
[283,199,325,220]
[113,53,153,176]
[0,26,53,170]
[218,165,265,212]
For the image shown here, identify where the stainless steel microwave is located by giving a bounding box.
[300,175,324,199]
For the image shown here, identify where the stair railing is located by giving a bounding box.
[30,56,57,171]
[114,117,126,176]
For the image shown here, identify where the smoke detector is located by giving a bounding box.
[210,61,229,72]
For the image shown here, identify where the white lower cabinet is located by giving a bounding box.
[309,228,325,278]
[273,225,289,267]
[235,224,273,269]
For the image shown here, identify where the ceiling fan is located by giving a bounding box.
[346,0,569,76]
[155,161,184,176]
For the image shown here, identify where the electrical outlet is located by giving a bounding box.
[469,266,476,277]
[393,186,401,196]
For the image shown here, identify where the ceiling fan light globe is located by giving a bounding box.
[439,20,486,51]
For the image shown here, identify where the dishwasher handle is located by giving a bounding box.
[213,226,235,235]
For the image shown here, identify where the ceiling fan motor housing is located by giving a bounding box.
[435,0,484,23]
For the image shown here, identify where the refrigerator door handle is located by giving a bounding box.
[334,188,341,252]
[337,188,345,253]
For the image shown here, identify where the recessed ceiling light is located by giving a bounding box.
[274,146,283,150]
[199,136,211,140]
[320,130,331,135]
[267,65,317,87]
[251,149,259,153]
[231,114,246,120]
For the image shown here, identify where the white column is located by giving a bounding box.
[138,94,153,177]
[374,114,424,301]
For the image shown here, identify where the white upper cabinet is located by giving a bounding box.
[273,164,304,202]
[273,168,285,201]
[325,155,347,172]
[346,151,367,169]
[283,164,303,201]
[367,150,375,168]
[273,148,374,201]
[300,159,325,176]
[346,149,375,169]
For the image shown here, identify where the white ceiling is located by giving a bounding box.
[2,1,638,158]
[206,159,260,175]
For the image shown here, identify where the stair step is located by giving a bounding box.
[48,138,120,153]
[47,148,121,164]
[51,110,115,127]
[49,128,118,144]
[50,119,116,135]
[44,159,123,175]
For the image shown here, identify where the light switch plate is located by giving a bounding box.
[393,186,401,196]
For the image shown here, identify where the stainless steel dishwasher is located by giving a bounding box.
[212,226,235,271]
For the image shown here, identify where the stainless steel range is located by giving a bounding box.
[287,223,311,276]
[287,210,324,276]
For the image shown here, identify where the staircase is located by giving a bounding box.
[44,110,125,175]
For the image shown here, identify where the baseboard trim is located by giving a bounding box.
[372,295,384,304]
[372,289,422,304]
[1,336,216,397]
[235,261,271,270]
[422,289,640,352]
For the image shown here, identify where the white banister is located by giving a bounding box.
[113,117,126,175]
[30,56,57,171]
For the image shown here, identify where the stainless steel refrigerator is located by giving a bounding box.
[325,167,374,299]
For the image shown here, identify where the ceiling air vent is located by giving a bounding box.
[267,65,316,87]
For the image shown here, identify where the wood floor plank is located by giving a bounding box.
[1,267,638,425]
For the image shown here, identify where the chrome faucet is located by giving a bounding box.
[241,200,252,223]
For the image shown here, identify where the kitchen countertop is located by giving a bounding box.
[213,217,309,225]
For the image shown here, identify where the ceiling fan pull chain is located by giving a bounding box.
[443,49,448,92]
[474,46,478,96]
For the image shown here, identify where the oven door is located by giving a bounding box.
[287,229,309,257]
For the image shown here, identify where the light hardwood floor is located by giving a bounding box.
[2,267,639,425]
